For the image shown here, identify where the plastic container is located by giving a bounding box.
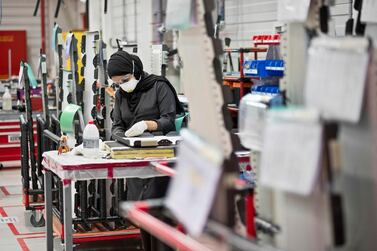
[238,94,268,151]
[2,87,12,111]
[243,60,284,78]
[82,120,100,158]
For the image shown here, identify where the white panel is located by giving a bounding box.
[330,0,352,36]
[224,0,278,49]
[107,0,152,72]
[224,0,352,49]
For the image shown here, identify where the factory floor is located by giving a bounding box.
[0,167,142,251]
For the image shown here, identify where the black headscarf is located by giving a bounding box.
[108,51,184,114]
[108,50,143,79]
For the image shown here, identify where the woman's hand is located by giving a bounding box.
[125,121,148,137]
[124,120,158,137]
[145,120,158,131]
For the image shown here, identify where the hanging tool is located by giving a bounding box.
[214,0,225,38]
[54,0,63,18]
[33,0,40,16]
[104,0,108,14]
[345,1,354,35]
[22,62,38,191]
[319,0,330,34]
[223,37,234,73]
[39,51,50,125]
[323,123,345,246]
[354,0,366,35]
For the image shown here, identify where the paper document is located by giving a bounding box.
[260,108,322,195]
[305,37,369,123]
[165,129,223,236]
[361,0,377,23]
[278,0,311,22]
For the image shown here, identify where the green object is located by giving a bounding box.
[175,112,189,132]
[20,62,38,88]
[26,63,38,88]
[52,24,58,51]
[60,104,82,133]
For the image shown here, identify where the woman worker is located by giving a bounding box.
[107,50,183,251]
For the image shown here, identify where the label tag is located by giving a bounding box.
[83,139,99,148]
[41,61,47,74]
[8,133,21,143]
[0,217,18,224]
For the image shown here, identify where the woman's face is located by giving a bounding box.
[111,74,136,86]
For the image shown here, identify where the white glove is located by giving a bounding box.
[125,121,148,137]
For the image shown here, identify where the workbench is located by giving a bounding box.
[42,150,174,251]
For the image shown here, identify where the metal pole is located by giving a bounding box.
[63,181,73,251]
[44,170,54,250]
[8,49,11,78]
[41,0,46,53]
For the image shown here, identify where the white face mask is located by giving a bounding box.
[119,60,139,93]
[120,78,139,93]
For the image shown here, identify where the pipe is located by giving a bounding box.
[150,162,176,177]
[8,49,11,78]
[126,206,212,251]
[245,191,256,238]
[40,0,46,53]
[43,129,61,144]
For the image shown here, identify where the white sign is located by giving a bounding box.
[305,37,369,123]
[165,0,197,30]
[361,0,377,23]
[278,0,311,22]
[260,108,322,196]
[165,129,223,236]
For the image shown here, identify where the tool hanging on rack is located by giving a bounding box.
[19,62,46,227]
[91,36,109,140]
[67,33,79,106]
[223,37,234,73]
[354,0,366,35]
[36,52,50,181]
[53,24,64,117]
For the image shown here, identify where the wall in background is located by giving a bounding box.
[223,0,352,48]
[93,0,153,73]
[0,0,43,74]
[0,0,83,77]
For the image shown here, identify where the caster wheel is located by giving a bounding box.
[30,211,45,227]
[0,164,4,170]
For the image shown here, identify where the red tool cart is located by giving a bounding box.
[0,111,37,170]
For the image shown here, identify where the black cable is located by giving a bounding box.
[319,0,329,34]
[54,0,62,18]
[104,0,107,14]
[116,39,122,51]
[354,0,363,11]
[345,1,354,35]
[0,0,2,25]
[86,0,89,29]
[33,0,40,16]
